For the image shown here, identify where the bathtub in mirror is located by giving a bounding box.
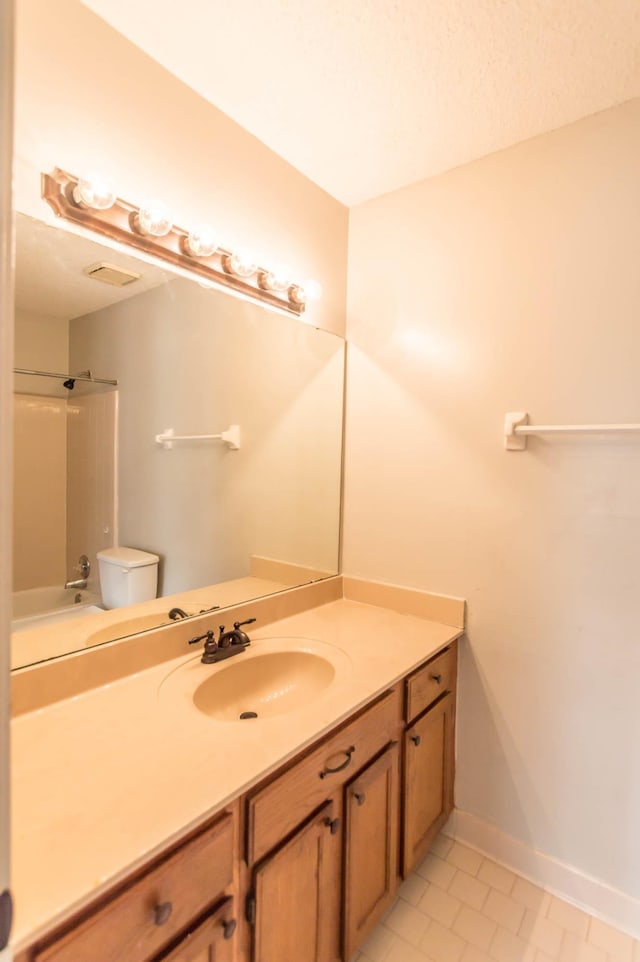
[12,212,344,670]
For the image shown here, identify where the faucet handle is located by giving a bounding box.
[188,630,216,646]
[233,618,256,629]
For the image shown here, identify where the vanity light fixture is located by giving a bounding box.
[290,278,323,307]
[41,168,318,317]
[223,249,258,278]
[133,199,173,238]
[182,226,219,259]
[259,264,292,293]
[70,172,116,211]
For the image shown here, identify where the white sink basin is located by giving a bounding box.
[193,650,335,721]
[160,637,352,722]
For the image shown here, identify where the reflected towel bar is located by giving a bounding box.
[14,367,118,386]
[155,425,241,451]
[505,412,640,451]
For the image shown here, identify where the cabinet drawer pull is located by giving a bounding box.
[431,673,443,684]
[325,816,341,835]
[319,746,355,779]
[411,734,421,747]
[153,901,173,926]
[222,918,237,940]
[353,791,366,806]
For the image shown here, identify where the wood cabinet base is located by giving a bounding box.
[343,745,400,959]
[17,641,458,962]
[403,691,456,877]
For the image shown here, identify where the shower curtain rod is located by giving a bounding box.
[13,367,118,386]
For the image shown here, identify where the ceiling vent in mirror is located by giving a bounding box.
[83,261,141,287]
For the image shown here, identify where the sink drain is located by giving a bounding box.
[239,711,258,720]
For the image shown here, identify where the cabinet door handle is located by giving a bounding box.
[222,918,237,940]
[353,791,366,806]
[319,745,356,779]
[153,901,173,926]
[325,816,341,835]
[246,893,256,925]
[411,734,421,747]
[431,673,443,684]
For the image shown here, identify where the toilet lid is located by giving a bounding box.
[96,546,159,568]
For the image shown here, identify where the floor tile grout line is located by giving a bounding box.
[442,831,640,948]
[445,865,493,916]
[374,836,640,962]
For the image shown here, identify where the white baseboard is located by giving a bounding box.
[446,809,640,940]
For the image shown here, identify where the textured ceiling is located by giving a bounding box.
[80,0,640,205]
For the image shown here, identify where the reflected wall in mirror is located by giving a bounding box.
[12,213,344,670]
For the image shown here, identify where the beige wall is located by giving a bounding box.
[344,100,640,901]
[14,0,348,338]
[14,308,69,395]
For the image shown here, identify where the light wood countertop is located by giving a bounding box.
[10,596,463,950]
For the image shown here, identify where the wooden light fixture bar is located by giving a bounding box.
[41,168,307,317]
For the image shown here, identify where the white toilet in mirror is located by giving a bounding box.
[96,547,160,609]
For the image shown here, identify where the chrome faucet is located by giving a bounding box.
[188,619,256,664]
[65,554,90,591]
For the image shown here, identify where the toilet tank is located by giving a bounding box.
[96,547,160,609]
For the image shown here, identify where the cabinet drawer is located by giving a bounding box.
[406,644,457,722]
[246,687,402,864]
[155,897,236,962]
[35,811,235,962]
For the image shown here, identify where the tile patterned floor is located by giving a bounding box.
[351,834,639,962]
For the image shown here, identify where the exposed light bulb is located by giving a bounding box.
[184,226,219,258]
[301,278,323,302]
[291,278,323,306]
[72,172,116,210]
[226,249,258,277]
[261,264,292,292]
[135,199,173,237]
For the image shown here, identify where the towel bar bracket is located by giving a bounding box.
[505,412,529,450]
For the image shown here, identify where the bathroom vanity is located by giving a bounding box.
[10,586,463,962]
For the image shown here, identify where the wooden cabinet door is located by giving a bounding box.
[403,692,455,876]
[249,801,341,962]
[343,744,400,960]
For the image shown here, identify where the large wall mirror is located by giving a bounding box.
[12,212,344,670]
